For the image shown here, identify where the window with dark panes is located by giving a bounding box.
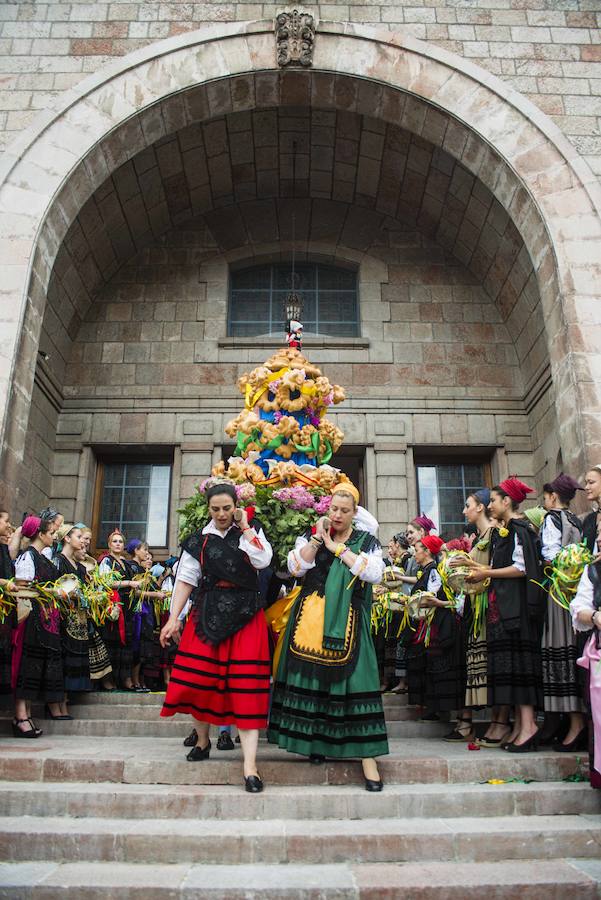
[97,462,171,547]
[228,262,359,337]
[416,462,488,537]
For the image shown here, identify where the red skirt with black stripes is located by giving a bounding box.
[160,610,271,729]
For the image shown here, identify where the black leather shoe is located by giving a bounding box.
[309,754,325,765]
[183,728,198,747]
[505,730,540,753]
[244,774,264,793]
[365,778,384,792]
[554,728,588,752]
[186,739,211,762]
[217,731,235,751]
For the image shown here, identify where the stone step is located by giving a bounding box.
[18,690,411,709]
[0,717,447,739]
[0,736,587,786]
[31,702,425,722]
[2,780,599,821]
[1,814,601,865]
[0,859,600,898]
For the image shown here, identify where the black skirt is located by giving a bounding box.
[62,609,92,692]
[16,606,64,703]
[487,591,543,709]
[0,612,16,696]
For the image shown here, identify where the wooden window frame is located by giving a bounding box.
[91,452,174,557]
[413,448,493,535]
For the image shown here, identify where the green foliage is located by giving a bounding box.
[178,483,327,570]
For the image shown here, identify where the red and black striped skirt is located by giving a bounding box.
[160,610,271,729]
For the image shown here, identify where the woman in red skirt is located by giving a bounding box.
[160,482,273,793]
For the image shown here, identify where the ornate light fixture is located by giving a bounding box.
[282,202,303,328]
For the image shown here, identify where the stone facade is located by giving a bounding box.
[0,15,600,546]
[0,2,600,179]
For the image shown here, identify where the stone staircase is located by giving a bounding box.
[0,692,600,898]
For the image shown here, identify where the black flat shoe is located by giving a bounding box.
[186,740,211,762]
[133,684,150,693]
[309,754,325,765]
[217,731,235,751]
[244,774,264,793]
[420,712,440,721]
[365,778,384,792]
[554,728,588,752]
[183,728,198,747]
[44,706,71,720]
[505,730,540,753]
[11,718,41,739]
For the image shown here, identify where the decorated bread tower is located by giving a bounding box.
[179,323,353,567]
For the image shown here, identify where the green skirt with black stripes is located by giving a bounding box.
[267,596,389,759]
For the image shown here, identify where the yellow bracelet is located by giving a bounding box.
[335,543,347,558]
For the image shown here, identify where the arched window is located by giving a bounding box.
[228,262,359,338]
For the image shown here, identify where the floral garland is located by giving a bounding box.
[179,477,334,570]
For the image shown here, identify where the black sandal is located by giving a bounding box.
[11,718,41,739]
[478,721,511,748]
[442,716,475,743]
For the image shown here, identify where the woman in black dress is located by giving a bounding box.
[98,530,141,690]
[54,524,93,706]
[463,477,545,752]
[0,510,16,703]
[13,515,64,735]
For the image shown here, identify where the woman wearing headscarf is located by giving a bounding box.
[446,489,496,744]
[540,473,587,750]
[462,477,545,752]
[571,551,601,789]
[582,465,601,555]
[53,524,92,709]
[406,534,445,712]
[372,532,411,693]
[98,530,141,691]
[268,482,388,791]
[13,515,64,735]
[125,538,151,693]
[160,482,273,793]
[0,510,16,702]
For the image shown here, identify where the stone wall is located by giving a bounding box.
[45,220,556,544]
[0,0,600,180]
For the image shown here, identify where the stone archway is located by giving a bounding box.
[1,20,601,506]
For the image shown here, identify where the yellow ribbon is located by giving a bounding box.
[264,585,301,677]
[245,367,290,410]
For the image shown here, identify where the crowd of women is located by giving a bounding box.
[372,468,601,791]
[0,509,178,737]
[1,466,600,795]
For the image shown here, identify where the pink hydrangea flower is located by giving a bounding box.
[273,485,316,510]
[314,495,332,515]
[235,483,256,502]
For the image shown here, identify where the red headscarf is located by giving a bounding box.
[22,515,41,539]
[421,535,444,556]
[412,514,435,534]
[498,476,534,504]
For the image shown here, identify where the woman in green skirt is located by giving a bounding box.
[268,482,389,791]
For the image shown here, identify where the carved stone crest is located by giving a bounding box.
[275,9,315,68]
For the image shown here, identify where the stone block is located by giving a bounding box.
[376,475,407,500]
[182,419,214,436]
[119,414,146,443]
[101,342,124,364]
[91,413,120,443]
[146,413,175,444]
[441,414,469,443]
[52,451,81,477]
[413,414,441,444]
[376,451,407,477]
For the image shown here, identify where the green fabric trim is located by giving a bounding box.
[322,530,369,650]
